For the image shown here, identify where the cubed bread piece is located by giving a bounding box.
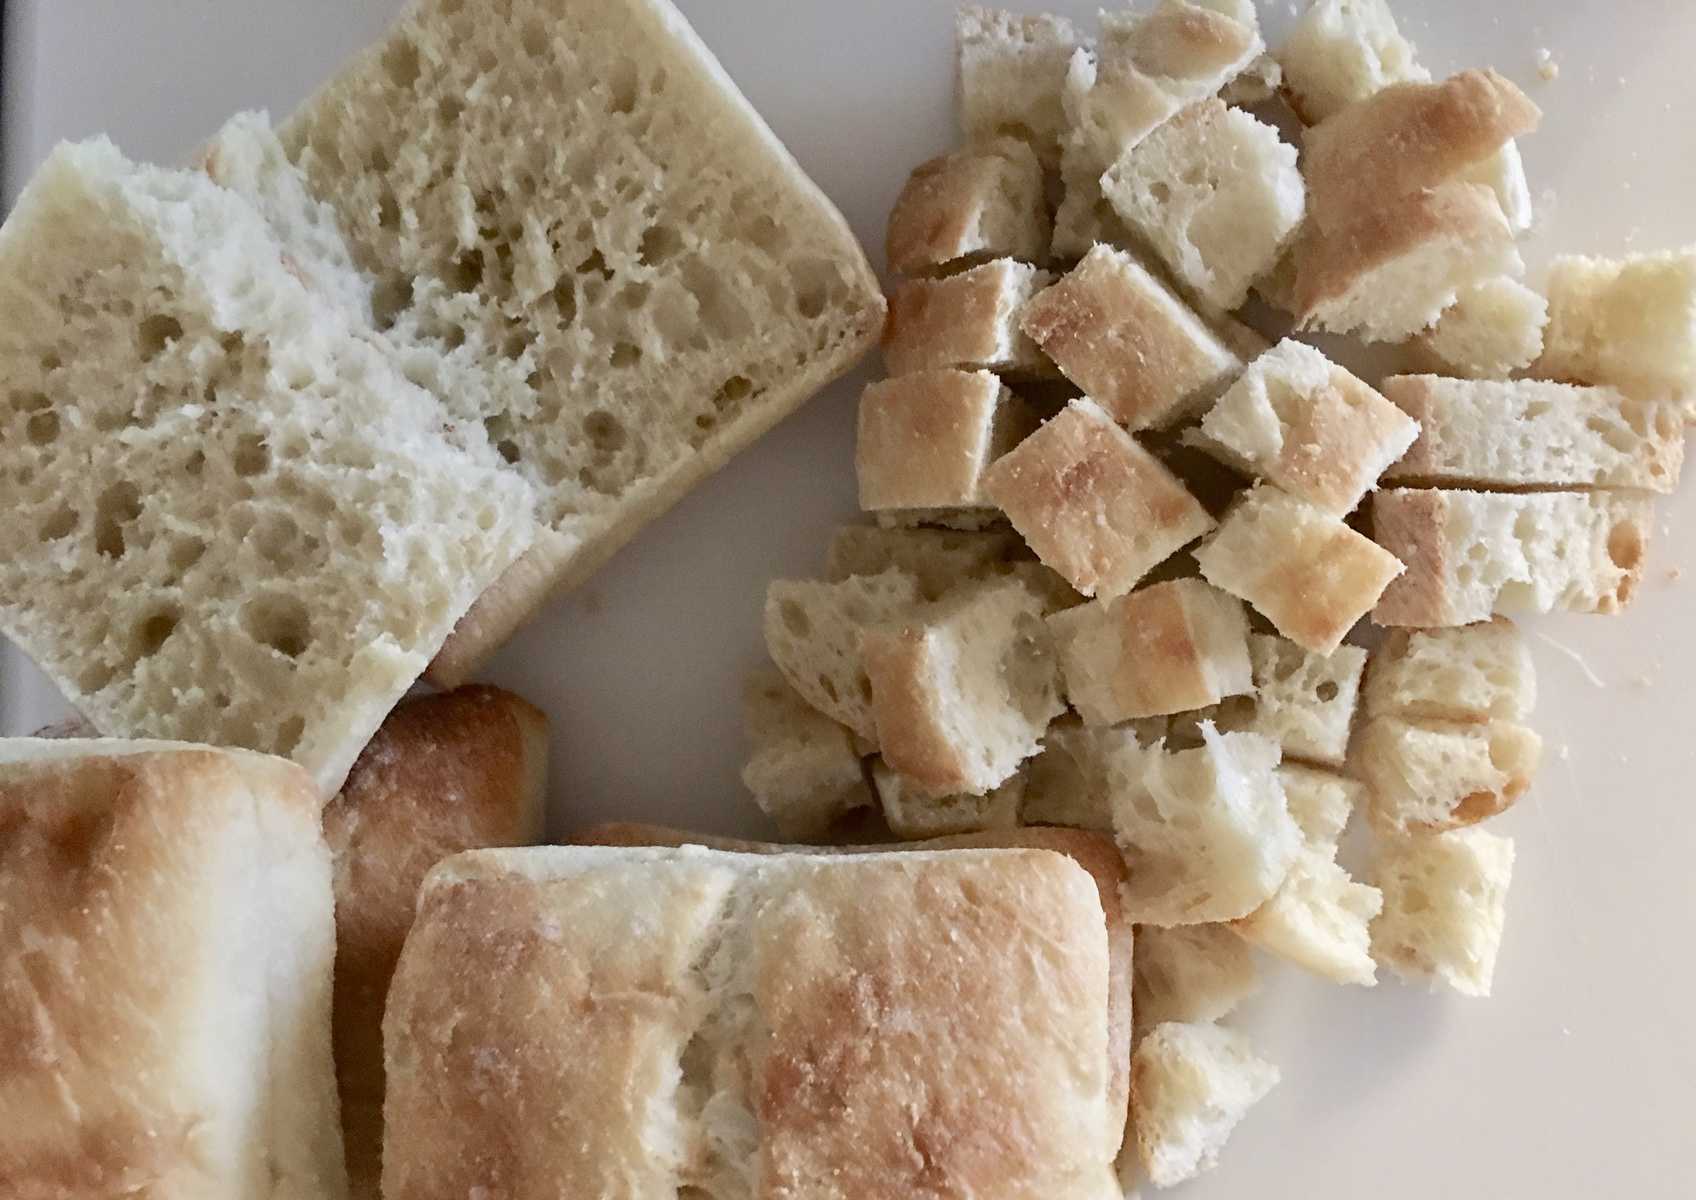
[1101,99,1304,311]
[1113,726,1300,925]
[1195,486,1404,654]
[886,141,1049,276]
[1363,620,1536,725]
[1020,718,1146,830]
[1190,339,1419,515]
[1371,488,1653,626]
[763,570,922,743]
[856,369,1036,514]
[1276,0,1429,125]
[984,398,1216,598]
[1020,246,1246,429]
[1048,580,1252,724]
[1354,716,1542,834]
[1132,1022,1280,1188]
[1292,182,1523,342]
[741,669,872,838]
[1371,827,1515,996]
[1132,923,1260,1030]
[1382,375,1683,493]
[1415,276,1548,378]
[824,524,1021,601]
[870,758,1023,839]
[883,259,1055,376]
[957,5,1088,167]
[1463,141,1535,234]
[1231,635,1367,768]
[863,577,1063,796]
[1539,248,1696,396]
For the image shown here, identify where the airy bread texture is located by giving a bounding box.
[957,5,1088,168]
[1230,635,1368,768]
[1276,0,1429,125]
[1465,140,1535,234]
[1371,827,1515,997]
[887,140,1050,276]
[1131,1021,1280,1188]
[385,844,1124,1198]
[741,668,872,838]
[1371,488,1654,626]
[856,369,1036,514]
[1382,375,1684,493]
[1538,248,1696,396]
[320,688,547,1199]
[1132,923,1260,1030]
[279,0,885,684]
[870,757,1024,838]
[1364,620,1536,725]
[884,258,1055,376]
[1101,99,1305,311]
[1416,276,1548,378]
[823,524,1022,601]
[0,741,344,1200]
[0,137,534,795]
[1354,716,1542,834]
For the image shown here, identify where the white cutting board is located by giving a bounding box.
[3,2,1694,1196]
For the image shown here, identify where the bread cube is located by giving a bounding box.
[1132,923,1260,1030]
[824,524,1021,601]
[856,369,1036,514]
[1195,486,1404,654]
[1539,247,1696,396]
[1415,276,1548,378]
[1113,726,1300,925]
[1382,375,1683,494]
[1372,827,1515,997]
[1101,100,1304,311]
[957,6,1087,167]
[1132,1022,1280,1188]
[1048,579,1252,724]
[1019,718,1145,830]
[1354,716,1542,834]
[863,577,1063,796]
[870,758,1023,839]
[741,669,872,838]
[1232,635,1367,768]
[1372,488,1654,626]
[1020,246,1245,429]
[883,259,1055,376]
[984,398,1216,598]
[1276,0,1429,125]
[1191,339,1418,515]
[1363,620,1535,725]
[886,141,1048,276]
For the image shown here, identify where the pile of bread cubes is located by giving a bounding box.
[745,0,1693,1185]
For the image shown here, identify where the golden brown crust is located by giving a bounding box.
[856,370,1029,512]
[861,625,970,795]
[885,144,1046,277]
[1369,489,1454,627]
[883,259,1053,376]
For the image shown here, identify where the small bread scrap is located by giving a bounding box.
[824,524,1021,601]
[884,259,1055,375]
[1231,635,1368,769]
[957,5,1088,167]
[870,757,1023,839]
[1047,579,1252,725]
[1371,488,1653,626]
[1382,375,1684,494]
[1538,247,1696,397]
[1276,0,1429,125]
[1415,276,1548,379]
[1020,246,1246,429]
[741,668,872,838]
[1371,826,1515,997]
[886,141,1049,276]
[1131,1021,1280,1188]
[856,369,1036,514]
[1364,620,1535,725]
[1354,717,1542,834]
[1132,923,1261,1031]
[1195,486,1405,654]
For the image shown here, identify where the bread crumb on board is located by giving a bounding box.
[1535,48,1560,81]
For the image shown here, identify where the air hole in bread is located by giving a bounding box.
[779,599,811,638]
[76,660,117,694]
[251,513,300,563]
[447,250,485,294]
[94,482,142,558]
[577,249,613,281]
[233,434,271,477]
[1151,181,1173,204]
[38,506,77,542]
[26,411,60,445]
[619,281,651,311]
[639,224,682,266]
[550,277,579,325]
[184,449,206,477]
[818,674,840,703]
[276,714,306,756]
[14,390,49,414]
[133,608,180,659]
[372,276,413,330]
[242,593,312,659]
[714,376,753,415]
[442,324,467,351]
[377,189,402,233]
[610,342,641,368]
[137,314,183,360]
[383,39,421,89]
[584,411,626,452]
[39,352,60,372]
[792,258,842,320]
[607,56,640,114]
[1316,680,1340,702]
[1607,522,1644,571]
[745,213,787,255]
[168,535,206,573]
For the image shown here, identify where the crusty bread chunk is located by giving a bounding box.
[957,5,1088,167]
[1364,620,1535,725]
[1382,375,1684,494]
[985,399,1216,598]
[1190,339,1418,515]
[863,577,1063,797]
[824,524,1021,600]
[1276,0,1429,125]
[0,137,535,795]
[1372,827,1515,997]
[1372,488,1653,626]
[1538,247,1696,396]
[1131,1022,1280,1188]
[1020,718,1146,830]
[1133,923,1260,1030]
[0,741,344,1200]
[1195,486,1404,654]
[884,259,1055,376]
[870,757,1024,839]
[1113,726,1300,925]
[1102,100,1304,311]
[1230,635,1368,768]
[741,668,872,838]
[1021,246,1246,429]
[1048,580,1252,724]
[887,141,1049,276]
[1416,276,1548,378]
[856,369,1036,514]
[1354,716,1542,834]
[763,570,922,744]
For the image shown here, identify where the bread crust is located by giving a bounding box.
[886,142,1048,276]
[883,259,1055,376]
[856,369,1033,512]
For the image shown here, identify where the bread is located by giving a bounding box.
[984,398,1216,598]
[1195,486,1405,654]
[1101,99,1305,311]
[0,136,535,796]
[1276,0,1429,125]
[1189,338,1419,516]
[763,569,922,744]
[863,576,1063,796]
[1131,1021,1280,1188]
[1354,716,1542,834]
[1363,620,1536,725]
[856,369,1037,514]
[320,687,547,1199]
[1047,579,1253,725]
[884,258,1056,376]
[1538,247,1696,397]
[741,668,873,838]
[1020,718,1144,831]
[1230,634,1368,769]
[0,740,343,1199]
[1381,375,1684,493]
[1371,488,1653,626]
[1114,725,1300,925]
[823,524,1022,600]
[886,140,1050,276]
[1132,923,1260,1030]
[1020,245,1246,429]
[1464,141,1536,234]
[384,844,1125,1198]
[1371,827,1515,997]
[957,5,1088,168]
[1222,49,1284,106]
[1415,276,1548,378]
[870,757,1024,838]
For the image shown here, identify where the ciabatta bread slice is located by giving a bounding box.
[1131,1022,1280,1188]
[1371,827,1515,997]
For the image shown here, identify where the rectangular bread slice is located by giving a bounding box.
[741,669,872,839]
[883,259,1055,376]
[276,0,886,686]
[1363,620,1536,725]
[1371,827,1515,997]
[1537,247,1696,397]
[1415,276,1548,378]
[856,369,1037,514]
